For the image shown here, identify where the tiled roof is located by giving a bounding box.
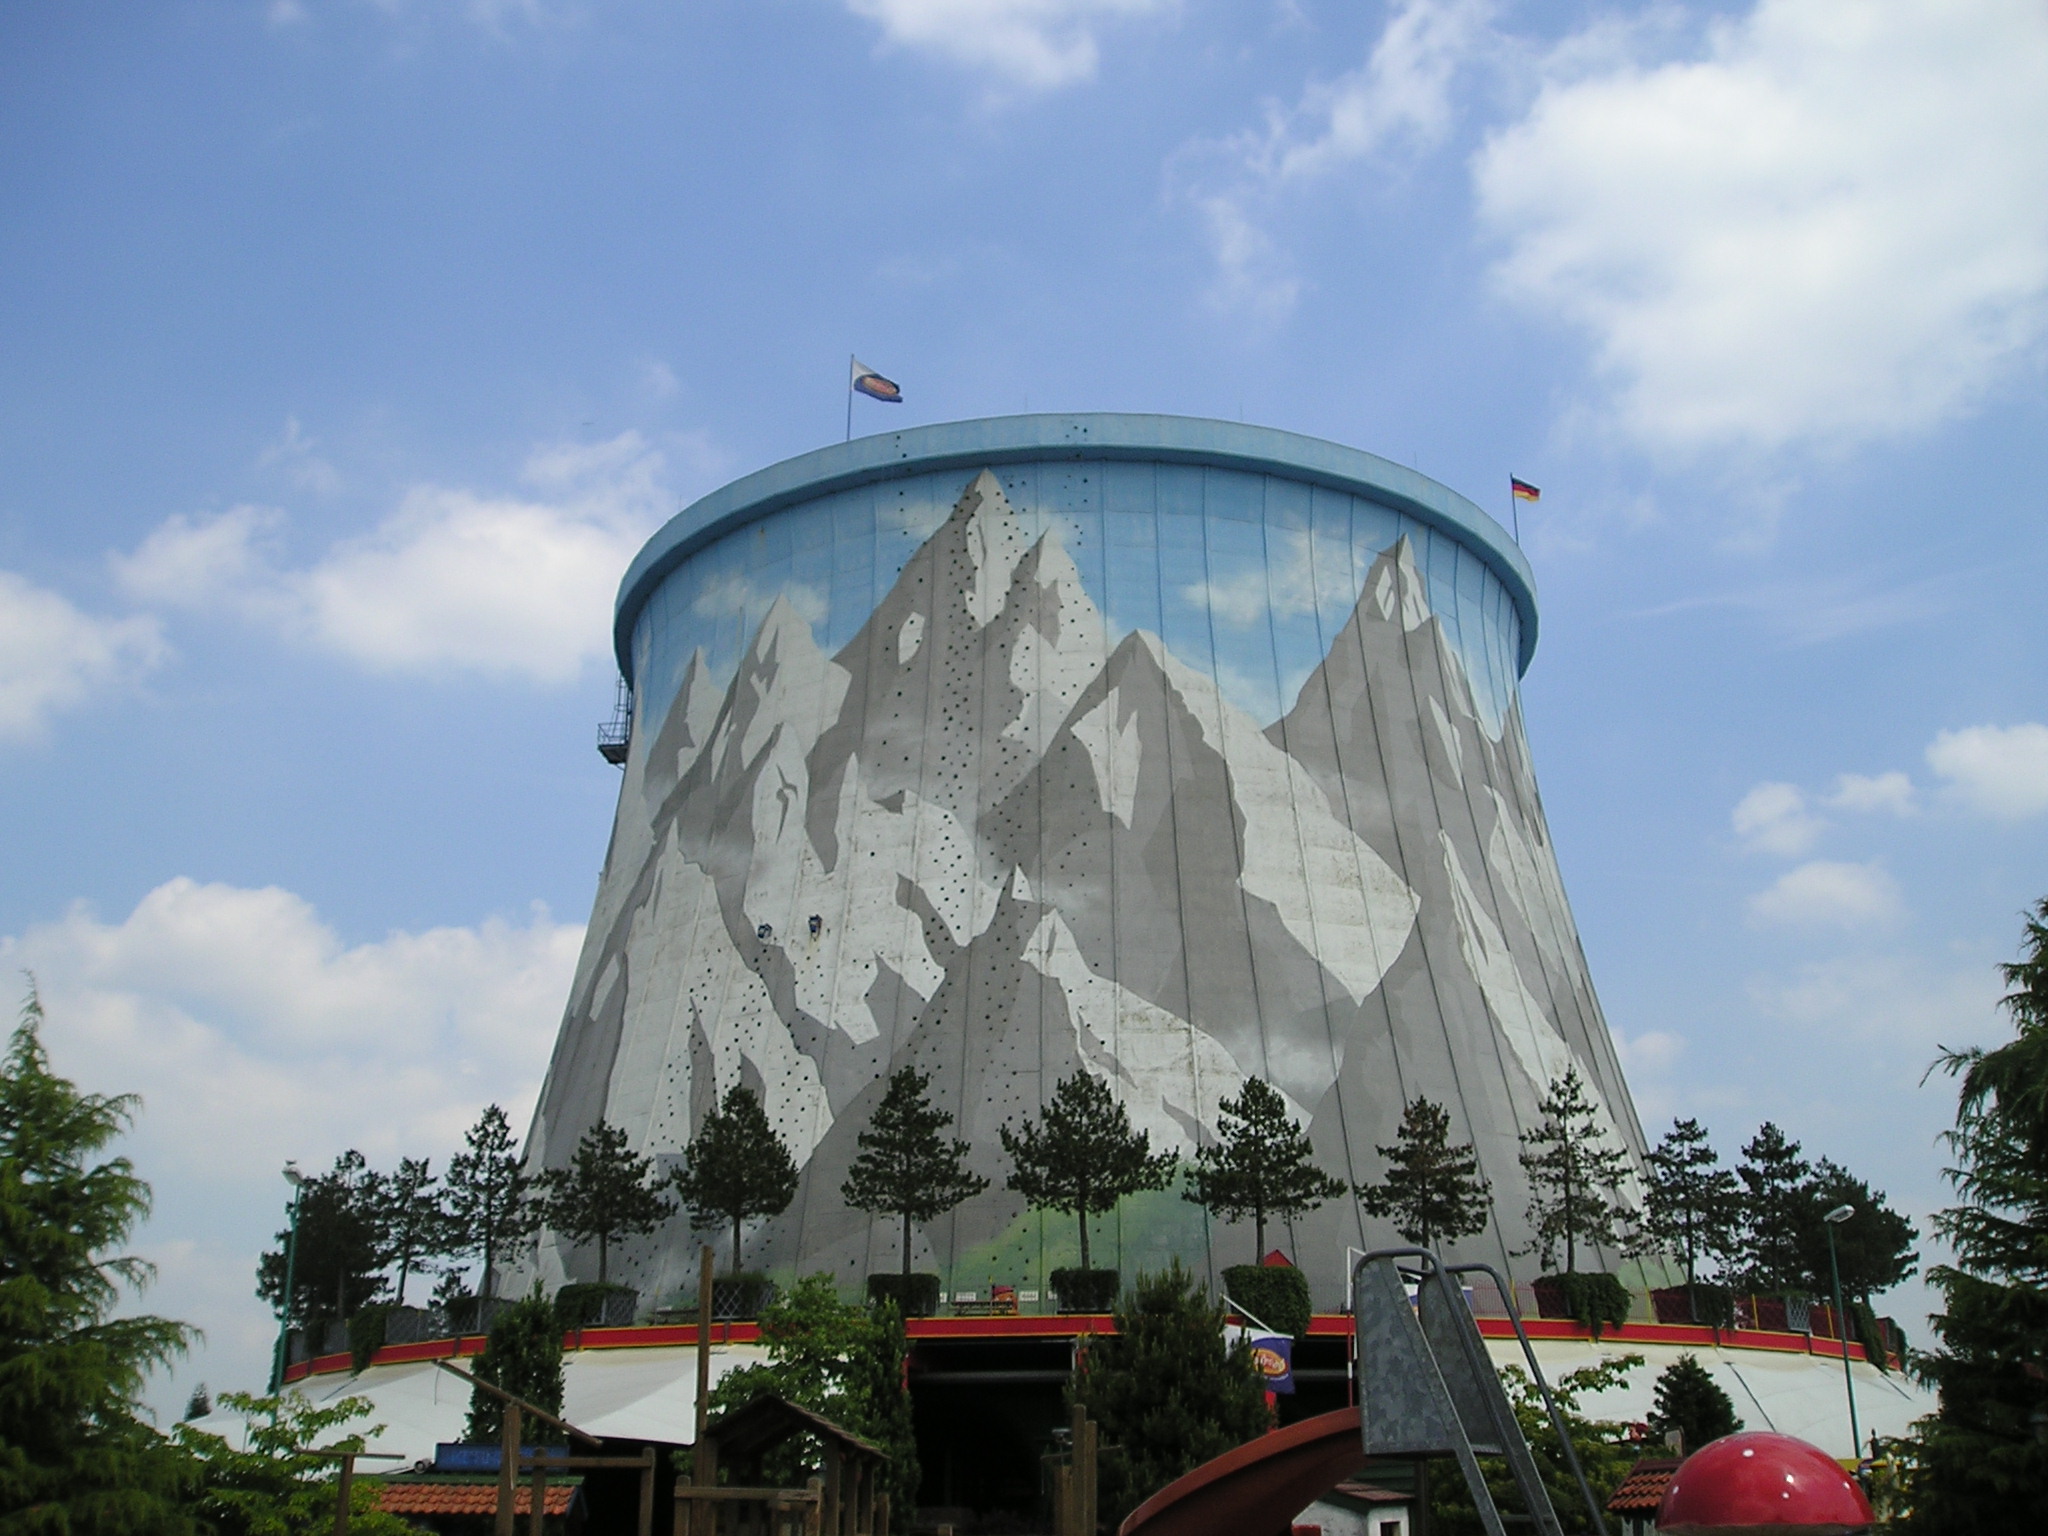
[377,1479,581,1517]
[1606,1459,1681,1514]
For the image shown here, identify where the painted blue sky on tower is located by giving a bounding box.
[1,0,2044,1418]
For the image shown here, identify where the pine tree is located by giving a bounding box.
[1734,1122,1811,1293]
[1640,1119,1740,1297]
[1070,1261,1272,1527]
[256,1149,386,1341]
[536,1120,675,1286]
[377,1156,449,1308]
[1646,1354,1741,1453]
[183,1383,211,1421]
[1795,1157,1918,1304]
[1356,1096,1493,1252]
[1185,1078,1346,1259]
[464,1287,566,1446]
[671,1086,799,1275]
[842,1067,988,1278]
[1000,1071,1177,1272]
[444,1104,539,1305]
[1897,897,2048,1528]
[0,986,197,1531]
[1517,1068,1632,1275]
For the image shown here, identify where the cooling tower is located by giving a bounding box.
[525,415,1649,1308]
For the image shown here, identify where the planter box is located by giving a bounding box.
[1050,1268,1119,1313]
[382,1306,436,1345]
[1650,1285,1734,1328]
[557,1283,639,1329]
[1531,1272,1631,1337]
[866,1273,942,1317]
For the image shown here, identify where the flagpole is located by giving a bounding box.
[846,355,854,443]
[1509,478,1519,542]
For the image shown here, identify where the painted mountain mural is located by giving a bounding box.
[523,469,1648,1309]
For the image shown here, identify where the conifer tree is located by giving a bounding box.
[1518,1068,1632,1275]
[444,1104,539,1305]
[1734,1122,1812,1293]
[377,1155,449,1308]
[1899,897,2048,1527]
[1070,1261,1272,1526]
[256,1149,386,1336]
[1793,1158,1917,1305]
[1356,1096,1493,1252]
[671,1085,799,1274]
[841,1067,988,1277]
[0,986,196,1531]
[1641,1118,1740,1300]
[1184,1078,1346,1259]
[537,1120,675,1285]
[463,1287,565,1446]
[1646,1354,1741,1453]
[1000,1070,1177,1272]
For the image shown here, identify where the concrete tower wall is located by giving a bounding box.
[524,415,1648,1310]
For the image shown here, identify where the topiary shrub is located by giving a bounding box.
[464,1287,565,1446]
[1532,1272,1632,1338]
[1219,1264,1311,1338]
[347,1303,393,1374]
[1050,1268,1120,1313]
[1646,1353,1742,1453]
[555,1282,637,1330]
[865,1273,941,1317]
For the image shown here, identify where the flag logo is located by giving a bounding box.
[851,358,902,403]
[1510,477,1541,501]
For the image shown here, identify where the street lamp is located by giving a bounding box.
[268,1162,305,1394]
[1823,1203,1862,1465]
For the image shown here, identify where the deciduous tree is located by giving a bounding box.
[1185,1078,1345,1259]
[1356,1096,1493,1252]
[1000,1070,1176,1273]
[671,1086,798,1275]
[841,1067,988,1278]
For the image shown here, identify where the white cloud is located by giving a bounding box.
[1747,859,1903,930]
[1927,722,2048,819]
[844,0,1170,92]
[690,573,829,631]
[258,416,341,495]
[115,432,669,685]
[1731,781,1820,856]
[0,569,165,744]
[1187,527,1373,628]
[1180,0,1493,314]
[1475,0,2048,451]
[3,878,581,1416]
[1750,952,2002,1054]
[1826,770,1916,817]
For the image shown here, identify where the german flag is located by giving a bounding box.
[851,358,902,403]
[1510,477,1541,502]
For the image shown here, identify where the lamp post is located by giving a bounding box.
[268,1162,305,1394]
[1823,1203,1862,1464]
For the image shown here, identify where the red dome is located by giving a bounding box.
[1657,1432,1873,1535]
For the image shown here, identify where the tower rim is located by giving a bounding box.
[613,412,1538,684]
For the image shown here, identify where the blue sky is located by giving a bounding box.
[2,0,2044,1417]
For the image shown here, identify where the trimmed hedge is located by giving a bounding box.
[865,1273,942,1317]
[555,1282,638,1330]
[1219,1264,1312,1338]
[348,1303,393,1374]
[1532,1271,1632,1338]
[1050,1268,1120,1313]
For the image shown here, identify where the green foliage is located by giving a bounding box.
[376,1155,449,1308]
[1428,1355,1644,1536]
[1048,1268,1120,1313]
[1534,1272,1632,1338]
[1646,1354,1741,1453]
[1733,1122,1811,1293]
[842,1067,988,1279]
[464,1287,565,1446]
[671,1087,799,1275]
[1183,1079,1345,1259]
[862,1273,940,1317]
[1218,1264,1311,1339]
[0,985,199,1534]
[256,1150,385,1342]
[173,1390,415,1536]
[346,1302,392,1374]
[1517,1069,1632,1275]
[445,1104,539,1304]
[1000,1071,1177,1271]
[554,1281,637,1330]
[536,1119,674,1286]
[706,1275,914,1519]
[1799,1157,1919,1302]
[1070,1261,1272,1529]
[1893,897,2048,1530]
[1640,1118,1739,1290]
[1356,1096,1493,1251]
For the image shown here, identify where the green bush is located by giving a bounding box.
[464,1288,564,1446]
[1533,1272,1632,1338]
[1050,1267,1120,1313]
[555,1282,637,1330]
[865,1272,941,1317]
[348,1303,393,1374]
[1219,1264,1311,1338]
[1850,1297,1892,1372]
